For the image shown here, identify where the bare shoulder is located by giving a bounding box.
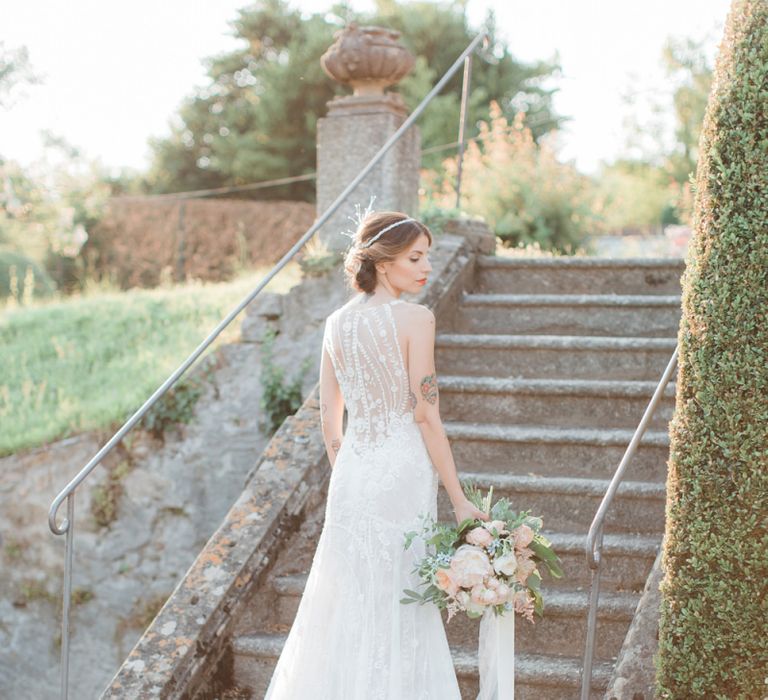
[396,300,433,319]
[395,301,435,339]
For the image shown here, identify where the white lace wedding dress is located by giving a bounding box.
[263,298,463,700]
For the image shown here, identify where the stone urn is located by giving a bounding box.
[320,23,415,96]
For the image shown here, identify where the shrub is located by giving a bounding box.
[139,374,206,441]
[259,327,309,434]
[297,233,343,278]
[656,2,768,697]
[90,459,133,529]
[422,101,597,253]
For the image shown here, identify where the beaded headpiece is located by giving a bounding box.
[338,195,417,250]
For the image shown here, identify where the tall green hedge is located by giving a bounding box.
[656,1,768,697]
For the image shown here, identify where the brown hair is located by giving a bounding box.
[342,211,432,294]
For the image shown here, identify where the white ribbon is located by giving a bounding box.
[476,605,515,700]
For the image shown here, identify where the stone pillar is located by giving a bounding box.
[316,23,421,253]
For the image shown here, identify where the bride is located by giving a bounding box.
[263,211,490,699]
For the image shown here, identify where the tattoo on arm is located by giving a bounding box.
[419,373,438,405]
[331,438,341,454]
[408,387,417,410]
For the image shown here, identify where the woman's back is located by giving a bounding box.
[323,297,415,455]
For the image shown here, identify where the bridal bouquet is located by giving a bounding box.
[400,483,563,623]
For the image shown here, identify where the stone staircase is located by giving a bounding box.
[224,255,682,699]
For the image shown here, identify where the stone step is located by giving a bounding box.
[435,332,678,381]
[439,375,676,430]
[445,421,671,482]
[453,645,613,700]
[267,530,656,628]
[231,632,614,700]
[474,255,684,296]
[455,293,682,337]
[441,588,638,659]
[438,470,666,535]
[536,531,659,592]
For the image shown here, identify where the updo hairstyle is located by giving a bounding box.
[343,211,432,294]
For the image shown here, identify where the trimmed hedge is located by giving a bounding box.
[656,1,768,697]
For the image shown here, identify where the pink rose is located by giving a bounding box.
[449,544,493,588]
[515,556,537,584]
[435,567,460,597]
[513,524,535,549]
[470,583,496,606]
[466,526,494,547]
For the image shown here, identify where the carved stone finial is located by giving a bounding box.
[320,23,415,96]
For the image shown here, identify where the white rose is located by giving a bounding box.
[492,551,518,577]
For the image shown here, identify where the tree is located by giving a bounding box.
[145,0,563,199]
[0,42,40,110]
[656,1,768,696]
[661,36,715,186]
[614,34,715,228]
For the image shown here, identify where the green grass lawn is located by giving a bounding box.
[0,264,302,456]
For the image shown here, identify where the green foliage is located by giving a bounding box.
[423,103,596,253]
[592,159,681,233]
[3,537,22,561]
[1,141,117,297]
[616,34,715,228]
[15,578,57,605]
[371,1,562,171]
[259,326,310,433]
[402,480,563,620]
[416,201,464,234]
[656,2,768,697]
[146,0,563,197]
[71,587,95,606]
[0,250,55,302]
[297,233,343,278]
[0,268,293,456]
[90,459,134,528]
[661,36,714,186]
[139,374,206,440]
[0,41,41,109]
[462,480,563,582]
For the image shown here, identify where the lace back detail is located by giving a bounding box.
[323,300,413,452]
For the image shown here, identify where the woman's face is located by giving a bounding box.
[376,233,432,295]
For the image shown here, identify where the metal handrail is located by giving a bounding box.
[580,344,679,699]
[47,27,489,700]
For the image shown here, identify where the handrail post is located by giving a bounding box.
[60,492,75,700]
[580,522,603,700]
[455,53,473,209]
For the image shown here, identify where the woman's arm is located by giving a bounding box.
[406,305,489,523]
[319,344,344,467]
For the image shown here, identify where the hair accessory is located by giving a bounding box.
[338,195,378,243]
[337,196,418,249]
[359,217,416,248]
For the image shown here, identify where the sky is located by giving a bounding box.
[2,0,732,176]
